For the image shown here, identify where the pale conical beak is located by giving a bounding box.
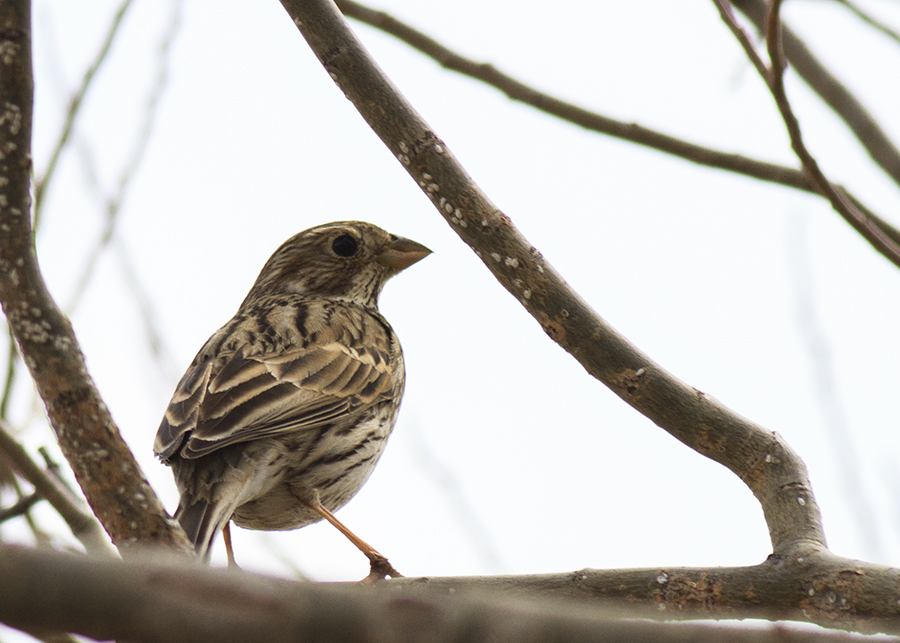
[376,236,432,270]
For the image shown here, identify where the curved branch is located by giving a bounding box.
[278,0,825,554]
[334,0,900,255]
[0,0,190,555]
[2,544,898,639]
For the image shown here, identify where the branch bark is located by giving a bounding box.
[279,0,825,556]
[2,544,898,640]
[0,0,190,555]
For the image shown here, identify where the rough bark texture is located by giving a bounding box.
[0,0,190,555]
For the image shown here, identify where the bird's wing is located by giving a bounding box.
[154,305,396,461]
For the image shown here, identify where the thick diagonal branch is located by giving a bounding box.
[279,0,825,554]
[0,0,190,554]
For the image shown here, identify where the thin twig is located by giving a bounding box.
[712,0,900,268]
[835,0,900,46]
[759,0,900,268]
[786,214,885,560]
[33,0,135,229]
[730,0,900,189]
[0,325,17,421]
[336,0,900,266]
[0,491,41,523]
[0,421,113,556]
[65,0,183,315]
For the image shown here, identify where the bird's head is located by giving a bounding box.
[242,221,431,309]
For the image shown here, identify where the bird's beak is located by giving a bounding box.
[376,236,432,270]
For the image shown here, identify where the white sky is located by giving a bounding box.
[4,0,900,617]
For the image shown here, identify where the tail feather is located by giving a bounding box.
[175,499,229,561]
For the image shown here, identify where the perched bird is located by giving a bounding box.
[154,221,430,577]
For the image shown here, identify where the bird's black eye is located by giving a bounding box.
[332,234,359,257]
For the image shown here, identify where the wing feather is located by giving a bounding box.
[155,300,398,462]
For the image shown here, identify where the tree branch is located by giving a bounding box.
[279,0,825,557]
[730,0,900,190]
[0,0,190,555]
[712,1,900,269]
[32,0,135,228]
[0,420,113,555]
[1,544,898,640]
[334,0,900,255]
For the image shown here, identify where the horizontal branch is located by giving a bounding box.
[1,544,897,640]
[280,0,825,555]
[334,0,900,254]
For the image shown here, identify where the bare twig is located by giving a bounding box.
[65,0,183,315]
[785,215,885,560]
[336,0,900,267]
[32,0,135,228]
[0,491,40,523]
[835,0,900,47]
[730,0,900,189]
[0,0,191,555]
[0,325,16,420]
[2,544,899,639]
[759,0,900,268]
[711,1,900,269]
[0,421,113,556]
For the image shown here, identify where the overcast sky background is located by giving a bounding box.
[4,0,900,629]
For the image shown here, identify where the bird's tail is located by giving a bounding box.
[175,499,231,561]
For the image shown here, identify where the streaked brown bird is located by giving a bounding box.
[154,221,430,577]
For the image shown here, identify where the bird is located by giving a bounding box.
[154,221,430,578]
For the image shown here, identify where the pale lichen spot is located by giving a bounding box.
[433,144,444,154]
[398,141,409,153]
[397,153,411,166]
[0,41,19,65]
[491,252,502,262]
[1,103,22,135]
[537,265,544,273]
[504,257,519,268]
[427,183,439,193]
[523,289,532,299]
[422,173,432,181]
[443,202,453,214]
[459,220,467,228]
[561,309,570,318]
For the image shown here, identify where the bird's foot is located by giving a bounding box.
[361,552,402,583]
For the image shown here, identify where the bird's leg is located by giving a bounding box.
[304,492,402,581]
[223,521,241,570]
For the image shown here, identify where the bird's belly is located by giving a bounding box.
[231,414,393,531]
